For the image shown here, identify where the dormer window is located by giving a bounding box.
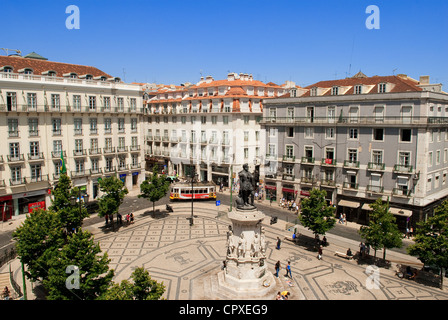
[310,87,317,97]
[332,86,339,96]
[378,83,387,93]
[291,88,297,97]
[354,85,362,94]
[1,66,14,73]
[94,75,108,81]
[63,72,78,78]
[18,68,33,75]
[80,74,93,80]
[42,70,57,77]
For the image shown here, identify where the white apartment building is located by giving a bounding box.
[143,73,288,186]
[0,53,145,219]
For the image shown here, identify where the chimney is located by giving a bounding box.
[227,73,235,81]
[206,75,214,83]
[419,75,430,84]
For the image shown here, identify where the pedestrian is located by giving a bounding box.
[285,261,292,278]
[281,291,290,300]
[276,291,283,300]
[322,236,327,247]
[276,237,281,250]
[318,246,323,260]
[126,213,130,224]
[343,213,347,225]
[274,261,280,277]
[130,212,134,224]
[105,214,109,225]
[117,213,123,225]
[270,195,273,206]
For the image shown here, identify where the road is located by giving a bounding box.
[1,191,412,257]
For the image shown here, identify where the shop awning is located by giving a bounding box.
[265,185,276,190]
[338,199,361,208]
[282,188,297,193]
[361,203,373,211]
[389,207,412,217]
[26,181,50,192]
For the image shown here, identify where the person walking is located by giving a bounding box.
[285,261,292,278]
[276,237,281,250]
[130,212,134,224]
[318,246,323,260]
[274,261,280,277]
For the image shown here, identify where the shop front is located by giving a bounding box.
[0,195,13,221]
[282,185,297,201]
[265,183,277,201]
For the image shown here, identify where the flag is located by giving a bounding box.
[60,150,67,174]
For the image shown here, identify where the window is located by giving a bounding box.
[117,97,124,111]
[8,119,19,137]
[373,128,384,141]
[51,94,60,110]
[74,139,83,152]
[104,118,111,134]
[310,87,317,96]
[131,118,137,132]
[428,151,433,167]
[223,116,229,125]
[90,118,98,134]
[268,144,276,157]
[29,141,39,157]
[435,175,440,189]
[286,145,294,157]
[372,150,383,164]
[400,129,412,142]
[305,127,313,138]
[9,143,20,160]
[269,108,277,119]
[327,106,336,123]
[74,118,82,135]
[244,148,249,159]
[118,118,125,132]
[6,92,17,111]
[332,86,339,96]
[287,127,294,138]
[436,150,441,165]
[354,85,362,94]
[90,138,98,152]
[52,118,61,135]
[30,164,42,181]
[398,152,411,167]
[325,148,335,161]
[28,118,38,136]
[255,131,260,141]
[374,106,384,122]
[306,107,314,123]
[348,149,358,163]
[378,83,387,93]
[89,96,96,111]
[27,93,37,110]
[75,160,84,173]
[103,97,111,110]
[130,98,137,111]
[73,95,81,111]
[201,116,207,124]
[244,116,249,124]
[211,116,217,124]
[349,128,358,139]
[427,176,432,191]
[53,140,62,153]
[224,102,231,113]
[349,106,359,122]
[304,146,313,159]
[326,127,335,139]
[11,167,21,184]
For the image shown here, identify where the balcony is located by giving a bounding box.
[222,139,231,146]
[282,173,295,181]
[104,166,116,173]
[71,170,89,178]
[117,146,128,153]
[266,154,277,161]
[29,129,39,137]
[130,163,141,169]
[321,158,336,166]
[153,136,161,141]
[103,147,115,154]
[393,164,413,173]
[301,156,315,164]
[89,148,102,156]
[366,185,384,194]
[264,172,277,179]
[301,176,314,184]
[52,150,66,159]
[28,152,44,161]
[90,168,103,175]
[208,137,218,144]
[320,179,336,187]
[392,188,412,197]
[129,145,141,152]
[343,182,359,190]
[282,155,296,163]
[8,130,19,138]
[367,162,385,171]
[343,160,360,169]
[117,164,129,172]
[73,149,87,157]
[7,154,24,163]
[25,174,49,184]
[10,178,26,186]
[170,137,179,143]
[146,135,153,141]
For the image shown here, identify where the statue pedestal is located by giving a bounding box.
[217,207,276,298]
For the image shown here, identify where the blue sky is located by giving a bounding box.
[2,0,448,88]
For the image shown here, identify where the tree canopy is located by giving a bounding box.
[139,165,170,213]
[299,188,336,236]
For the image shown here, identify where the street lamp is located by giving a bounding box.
[189,169,198,226]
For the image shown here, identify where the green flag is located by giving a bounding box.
[60,150,67,174]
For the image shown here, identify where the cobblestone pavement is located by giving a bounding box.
[87,202,448,301]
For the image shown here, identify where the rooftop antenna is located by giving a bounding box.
[0,48,22,56]
[122,68,126,82]
[392,68,397,75]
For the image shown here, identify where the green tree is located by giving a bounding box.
[299,188,336,237]
[48,174,89,234]
[44,230,114,300]
[97,176,128,229]
[359,198,402,261]
[408,200,448,289]
[102,267,165,300]
[139,165,170,214]
[12,209,65,282]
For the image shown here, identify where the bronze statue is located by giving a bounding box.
[236,163,256,209]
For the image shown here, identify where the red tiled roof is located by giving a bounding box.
[0,55,112,78]
[302,75,422,97]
